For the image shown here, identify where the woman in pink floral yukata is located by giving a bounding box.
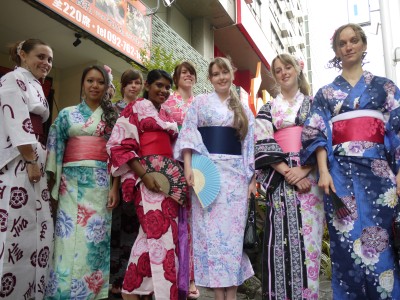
[164,61,200,299]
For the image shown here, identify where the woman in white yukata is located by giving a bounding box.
[174,57,255,300]
[0,39,54,299]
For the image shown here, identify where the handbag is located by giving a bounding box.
[243,193,260,254]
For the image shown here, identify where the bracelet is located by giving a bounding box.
[139,172,147,179]
[25,158,38,165]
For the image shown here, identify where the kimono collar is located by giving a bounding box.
[276,89,303,105]
[15,66,41,84]
[333,70,372,87]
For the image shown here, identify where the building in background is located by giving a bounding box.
[0,0,309,120]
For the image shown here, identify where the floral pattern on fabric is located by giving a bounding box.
[45,101,111,300]
[301,71,400,299]
[174,92,255,287]
[255,91,324,300]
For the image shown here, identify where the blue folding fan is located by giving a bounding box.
[191,153,221,208]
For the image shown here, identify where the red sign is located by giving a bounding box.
[35,0,152,64]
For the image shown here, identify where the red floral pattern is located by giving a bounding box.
[77,204,96,226]
[137,252,152,277]
[145,209,170,239]
[161,198,179,219]
[123,263,143,292]
[163,249,177,283]
[121,178,136,203]
[84,270,105,294]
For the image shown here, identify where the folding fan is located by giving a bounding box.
[191,153,221,208]
[140,155,187,205]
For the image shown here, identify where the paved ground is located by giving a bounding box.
[109,279,333,299]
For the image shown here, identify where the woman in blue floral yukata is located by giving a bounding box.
[45,65,119,300]
[301,23,400,299]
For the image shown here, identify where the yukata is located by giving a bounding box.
[107,99,181,300]
[0,67,53,299]
[255,91,324,300]
[45,101,112,300]
[109,99,140,293]
[174,92,255,288]
[165,91,195,295]
[301,71,400,299]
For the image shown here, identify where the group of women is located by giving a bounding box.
[0,22,400,300]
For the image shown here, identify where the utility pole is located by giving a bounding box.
[379,0,396,82]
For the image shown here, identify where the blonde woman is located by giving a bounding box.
[174,57,255,300]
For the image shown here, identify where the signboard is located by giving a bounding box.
[35,0,151,64]
[347,0,371,26]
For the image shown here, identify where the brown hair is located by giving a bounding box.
[173,61,197,87]
[208,57,249,141]
[120,69,143,97]
[9,39,51,66]
[271,53,310,96]
[328,23,367,69]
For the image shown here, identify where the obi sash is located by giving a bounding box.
[63,136,108,163]
[332,110,384,146]
[140,131,172,158]
[198,126,242,155]
[274,126,303,153]
[29,113,46,144]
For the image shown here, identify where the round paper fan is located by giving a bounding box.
[140,155,187,204]
[191,153,221,208]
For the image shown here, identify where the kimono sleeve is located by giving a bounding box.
[46,108,70,200]
[254,103,286,170]
[106,106,141,177]
[173,95,209,161]
[0,71,37,147]
[300,88,332,166]
[383,80,400,174]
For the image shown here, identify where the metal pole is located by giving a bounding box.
[379,0,396,81]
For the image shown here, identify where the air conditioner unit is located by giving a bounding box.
[280,22,289,38]
[297,15,304,23]
[288,45,296,53]
[286,9,294,19]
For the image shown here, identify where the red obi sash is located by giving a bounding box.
[29,113,45,144]
[140,131,172,158]
[63,136,108,163]
[274,126,303,153]
[332,116,384,145]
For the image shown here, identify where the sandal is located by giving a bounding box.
[187,288,200,299]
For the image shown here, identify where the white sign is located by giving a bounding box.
[347,0,371,26]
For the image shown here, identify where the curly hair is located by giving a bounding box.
[327,23,367,70]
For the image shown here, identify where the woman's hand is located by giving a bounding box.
[27,163,41,183]
[284,166,311,185]
[248,175,257,199]
[142,173,161,193]
[107,187,120,209]
[295,178,311,193]
[184,165,194,187]
[318,170,335,195]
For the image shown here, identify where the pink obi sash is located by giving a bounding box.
[140,131,172,158]
[63,136,108,163]
[274,126,303,153]
[332,110,384,146]
[29,113,45,144]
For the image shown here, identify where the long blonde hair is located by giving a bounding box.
[271,54,310,96]
[208,57,249,141]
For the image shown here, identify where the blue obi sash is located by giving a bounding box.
[198,126,242,155]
